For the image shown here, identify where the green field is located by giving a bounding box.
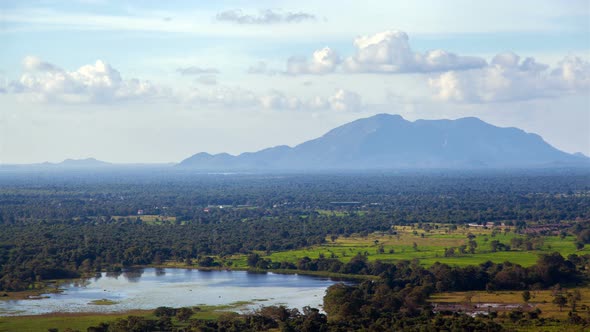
[255,225,589,268]
[0,302,250,332]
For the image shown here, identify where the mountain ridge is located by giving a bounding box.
[178,114,588,170]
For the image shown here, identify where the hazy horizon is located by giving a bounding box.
[2,113,588,166]
[1,1,589,164]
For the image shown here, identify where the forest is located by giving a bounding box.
[1,168,589,331]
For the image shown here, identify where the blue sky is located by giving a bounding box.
[0,0,589,163]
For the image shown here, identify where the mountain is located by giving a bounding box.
[56,158,111,167]
[178,114,589,170]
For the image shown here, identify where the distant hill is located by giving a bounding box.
[56,158,111,167]
[179,114,589,170]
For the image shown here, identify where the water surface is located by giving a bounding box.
[0,268,339,316]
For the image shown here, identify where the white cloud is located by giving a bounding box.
[343,30,486,73]
[256,88,361,111]
[429,54,590,102]
[184,87,362,112]
[327,89,362,111]
[8,56,362,111]
[11,57,167,103]
[552,56,590,91]
[284,30,486,75]
[286,47,340,75]
[22,56,61,72]
[216,9,316,25]
[258,90,302,110]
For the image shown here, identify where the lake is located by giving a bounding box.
[0,268,342,316]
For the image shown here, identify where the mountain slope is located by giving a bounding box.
[178,114,587,170]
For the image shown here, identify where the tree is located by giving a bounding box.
[176,307,193,322]
[490,240,499,252]
[468,240,478,254]
[154,306,177,317]
[458,245,467,255]
[522,290,531,303]
[568,290,582,312]
[553,294,567,311]
[247,253,261,267]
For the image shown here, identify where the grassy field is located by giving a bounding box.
[112,214,178,225]
[0,302,251,332]
[254,224,589,268]
[0,310,155,332]
[88,299,118,305]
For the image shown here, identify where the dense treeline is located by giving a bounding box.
[86,306,505,332]
[251,252,585,292]
[1,169,589,224]
[319,252,587,330]
[1,170,589,291]
[0,216,389,291]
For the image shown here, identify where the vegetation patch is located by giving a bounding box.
[89,299,118,305]
[259,225,590,268]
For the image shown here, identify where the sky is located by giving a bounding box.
[0,0,589,164]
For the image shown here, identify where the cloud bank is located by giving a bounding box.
[344,30,487,73]
[185,87,362,112]
[429,53,590,102]
[11,56,166,103]
[216,9,316,25]
[283,30,487,75]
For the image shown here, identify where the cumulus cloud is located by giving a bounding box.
[254,88,362,111]
[258,90,302,110]
[284,30,486,75]
[10,56,166,103]
[249,49,339,75]
[327,89,362,111]
[22,56,61,72]
[429,53,590,102]
[286,47,340,75]
[216,9,316,24]
[343,30,486,73]
[177,66,220,75]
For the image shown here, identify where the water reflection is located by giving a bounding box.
[105,271,122,279]
[0,268,340,316]
[122,268,144,283]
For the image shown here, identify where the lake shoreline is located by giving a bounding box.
[1,264,367,303]
[0,268,339,317]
